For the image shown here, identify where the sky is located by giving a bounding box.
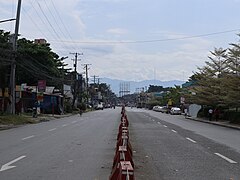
[1,0,240,82]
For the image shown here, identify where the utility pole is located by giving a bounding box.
[82,64,91,97]
[69,52,83,108]
[91,75,99,85]
[10,0,22,114]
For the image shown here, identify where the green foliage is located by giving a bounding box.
[147,85,165,93]
[16,38,66,87]
[0,115,35,125]
[64,100,72,113]
[0,30,69,88]
[187,37,240,110]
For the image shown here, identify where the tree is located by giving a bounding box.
[0,30,13,112]
[16,38,67,88]
[0,30,70,113]
[190,48,229,107]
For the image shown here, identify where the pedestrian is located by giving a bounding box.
[79,108,83,116]
[208,108,213,121]
[214,108,220,121]
[184,108,188,118]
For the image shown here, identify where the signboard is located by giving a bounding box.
[38,80,46,92]
[180,97,185,104]
[37,92,44,102]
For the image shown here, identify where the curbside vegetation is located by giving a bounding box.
[0,115,36,125]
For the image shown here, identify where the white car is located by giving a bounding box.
[170,107,181,115]
[153,106,162,112]
[95,102,104,110]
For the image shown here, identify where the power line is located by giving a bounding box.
[43,0,78,52]
[24,1,74,57]
[37,2,63,41]
[49,0,75,43]
[42,0,68,39]
[46,28,240,45]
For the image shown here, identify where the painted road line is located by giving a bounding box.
[0,155,26,172]
[186,137,197,143]
[48,128,57,132]
[171,129,177,133]
[214,153,237,164]
[152,119,155,122]
[157,122,161,124]
[22,135,35,141]
[62,124,68,127]
[163,125,168,128]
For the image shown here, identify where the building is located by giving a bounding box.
[34,39,47,45]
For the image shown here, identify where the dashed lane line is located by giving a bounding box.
[186,137,197,143]
[48,128,57,132]
[171,129,177,133]
[22,135,35,141]
[157,122,161,124]
[214,153,237,164]
[62,124,68,127]
[163,125,168,128]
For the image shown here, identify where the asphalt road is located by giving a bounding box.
[0,108,121,180]
[1,107,240,180]
[127,108,240,180]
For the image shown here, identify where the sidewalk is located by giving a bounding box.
[186,116,240,130]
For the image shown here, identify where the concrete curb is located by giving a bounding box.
[186,117,240,130]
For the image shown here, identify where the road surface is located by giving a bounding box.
[128,108,240,180]
[0,109,120,180]
[1,107,240,180]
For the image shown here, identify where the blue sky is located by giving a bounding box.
[1,0,240,82]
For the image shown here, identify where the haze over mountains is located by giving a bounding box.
[101,77,185,96]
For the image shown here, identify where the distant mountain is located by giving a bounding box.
[101,77,185,95]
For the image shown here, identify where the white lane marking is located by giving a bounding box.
[157,122,161,124]
[186,137,197,143]
[214,153,237,164]
[71,121,77,124]
[171,129,177,133]
[0,155,26,172]
[152,119,155,122]
[62,124,68,127]
[48,128,57,132]
[163,125,168,127]
[22,135,35,141]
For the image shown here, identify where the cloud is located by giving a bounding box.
[107,28,128,35]
[82,36,212,82]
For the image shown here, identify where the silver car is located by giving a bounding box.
[170,107,181,115]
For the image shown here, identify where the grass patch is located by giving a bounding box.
[0,115,35,125]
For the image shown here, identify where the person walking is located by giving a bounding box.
[208,108,213,121]
[79,108,83,116]
[184,108,188,118]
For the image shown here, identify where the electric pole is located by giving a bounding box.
[91,75,99,85]
[69,52,83,108]
[82,64,91,97]
[10,0,22,114]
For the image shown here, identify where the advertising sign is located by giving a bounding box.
[38,80,46,92]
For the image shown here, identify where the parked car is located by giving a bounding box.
[170,107,181,115]
[153,106,161,112]
[95,102,104,110]
[159,106,168,113]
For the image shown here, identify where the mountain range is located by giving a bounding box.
[101,77,185,95]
